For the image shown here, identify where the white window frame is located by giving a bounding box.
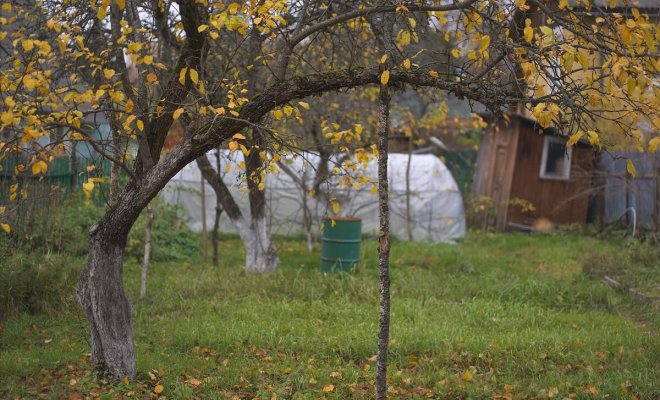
[539,135,572,181]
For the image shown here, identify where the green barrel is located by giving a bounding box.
[320,217,362,272]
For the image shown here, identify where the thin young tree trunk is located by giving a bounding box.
[200,171,208,261]
[139,204,154,300]
[405,135,413,241]
[375,74,392,400]
[211,149,222,266]
[655,161,659,233]
[70,142,78,192]
[211,203,222,266]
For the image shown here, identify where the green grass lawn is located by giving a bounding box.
[0,233,658,399]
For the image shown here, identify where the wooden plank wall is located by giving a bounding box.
[508,125,595,226]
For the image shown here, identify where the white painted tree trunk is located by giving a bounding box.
[234,215,279,273]
[196,155,279,273]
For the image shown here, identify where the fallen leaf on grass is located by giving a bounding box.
[322,384,335,393]
[460,367,475,381]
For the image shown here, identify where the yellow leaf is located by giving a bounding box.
[402,59,411,69]
[227,3,240,14]
[648,137,660,154]
[97,0,110,20]
[142,55,154,65]
[523,23,534,43]
[451,48,459,58]
[232,133,246,140]
[189,68,199,85]
[136,120,144,131]
[479,35,490,52]
[626,159,637,177]
[103,69,115,79]
[332,202,340,214]
[586,130,600,148]
[115,0,125,10]
[380,54,387,64]
[146,73,158,83]
[566,131,583,147]
[210,31,219,39]
[1,223,10,234]
[111,91,125,103]
[198,24,209,32]
[460,368,474,381]
[173,108,184,120]
[82,180,94,202]
[322,384,335,393]
[298,101,310,110]
[380,70,390,85]
[154,384,164,394]
[22,39,34,52]
[31,160,48,175]
[539,25,553,37]
[429,70,439,78]
[273,109,283,120]
[179,67,187,85]
[0,206,5,214]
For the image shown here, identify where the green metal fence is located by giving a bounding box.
[0,155,112,209]
[441,150,477,199]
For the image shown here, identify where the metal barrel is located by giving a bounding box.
[320,217,362,272]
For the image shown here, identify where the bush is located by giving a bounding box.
[1,195,200,319]
[0,253,82,319]
[126,202,201,263]
[3,195,104,257]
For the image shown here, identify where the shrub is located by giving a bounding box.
[3,195,104,257]
[0,253,82,319]
[1,195,200,319]
[126,202,201,263]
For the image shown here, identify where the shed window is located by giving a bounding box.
[539,135,571,180]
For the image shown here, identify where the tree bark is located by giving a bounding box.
[405,135,413,241]
[211,149,222,267]
[211,203,222,267]
[200,171,208,261]
[140,204,154,300]
[375,73,392,400]
[196,155,279,273]
[78,210,139,379]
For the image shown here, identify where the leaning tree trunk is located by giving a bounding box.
[375,69,392,400]
[78,209,139,380]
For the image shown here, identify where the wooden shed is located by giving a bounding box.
[472,113,596,231]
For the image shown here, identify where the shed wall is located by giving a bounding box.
[508,127,595,225]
